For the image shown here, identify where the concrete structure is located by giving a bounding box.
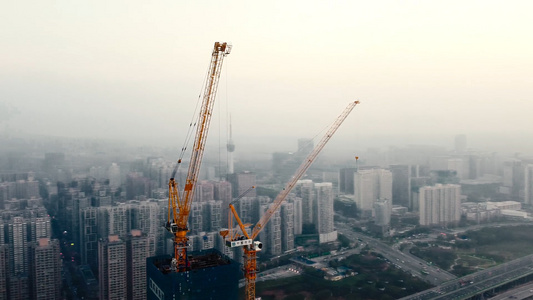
[228,171,256,198]
[98,235,127,300]
[374,199,392,226]
[419,184,461,226]
[315,182,336,243]
[339,168,356,194]
[146,249,240,300]
[525,164,533,206]
[295,180,314,225]
[390,165,411,208]
[354,168,393,214]
[280,202,295,252]
[31,238,61,300]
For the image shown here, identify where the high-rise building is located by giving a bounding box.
[419,184,461,226]
[354,168,392,215]
[288,195,302,235]
[214,181,232,227]
[390,165,411,208]
[127,230,150,300]
[295,180,314,225]
[99,235,127,300]
[146,249,240,300]
[339,168,356,194]
[373,199,392,226]
[30,238,61,300]
[98,204,130,238]
[79,207,99,268]
[195,181,215,202]
[108,163,121,189]
[259,204,281,255]
[315,182,336,243]
[280,202,294,252]
[204,200,223,232]
[228,171,256,198]
[525,164,533,206]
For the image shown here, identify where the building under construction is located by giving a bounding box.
[146,249,240,300]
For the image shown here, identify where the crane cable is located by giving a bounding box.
[171,51,214,179]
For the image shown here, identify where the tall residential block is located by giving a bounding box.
[30,238,61,300]
[99,235,127,300]
[419,184,461,226]
[315,182,336,243]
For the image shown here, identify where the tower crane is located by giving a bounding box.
[221,100,360,300]
[166,42,231,272]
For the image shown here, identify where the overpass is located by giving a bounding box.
[401,254,533,300]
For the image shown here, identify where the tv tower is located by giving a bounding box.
[227,116,235,174]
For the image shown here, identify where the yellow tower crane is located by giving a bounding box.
[166,42,231,272]
[220,100,360,300]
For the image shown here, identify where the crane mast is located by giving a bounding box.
[167,42,231,272]
[223,100,360,300]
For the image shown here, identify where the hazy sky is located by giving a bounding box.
[2,1,533,153]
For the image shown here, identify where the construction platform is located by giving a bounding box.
[147,249,240,300]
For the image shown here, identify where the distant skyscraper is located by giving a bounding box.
[228,171,256,198]
[315,182,336,243]
[354,168,393,214]
[419,184,461,226]
[525,164,533,206]
[195,181,215,202]
[339,168,356,194]
[108,163,121,189]
[390,165,411,208]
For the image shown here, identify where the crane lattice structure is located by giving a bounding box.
[221,100,360,300]
[166,42,231,272]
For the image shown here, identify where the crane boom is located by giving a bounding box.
[167,42,231,272]
[251,100,359,239]
[223,100,360,300]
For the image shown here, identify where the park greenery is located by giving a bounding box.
[409,225,533,276]
[254,251,431,300]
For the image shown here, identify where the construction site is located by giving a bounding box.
[146,41,359,300]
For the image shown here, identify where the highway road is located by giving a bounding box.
[488,282,533,300]
[335,222,456,285]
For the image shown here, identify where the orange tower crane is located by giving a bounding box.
[166,42,231,272]
[221,100,360,300]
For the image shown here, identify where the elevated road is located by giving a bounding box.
[400,254,533,300]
